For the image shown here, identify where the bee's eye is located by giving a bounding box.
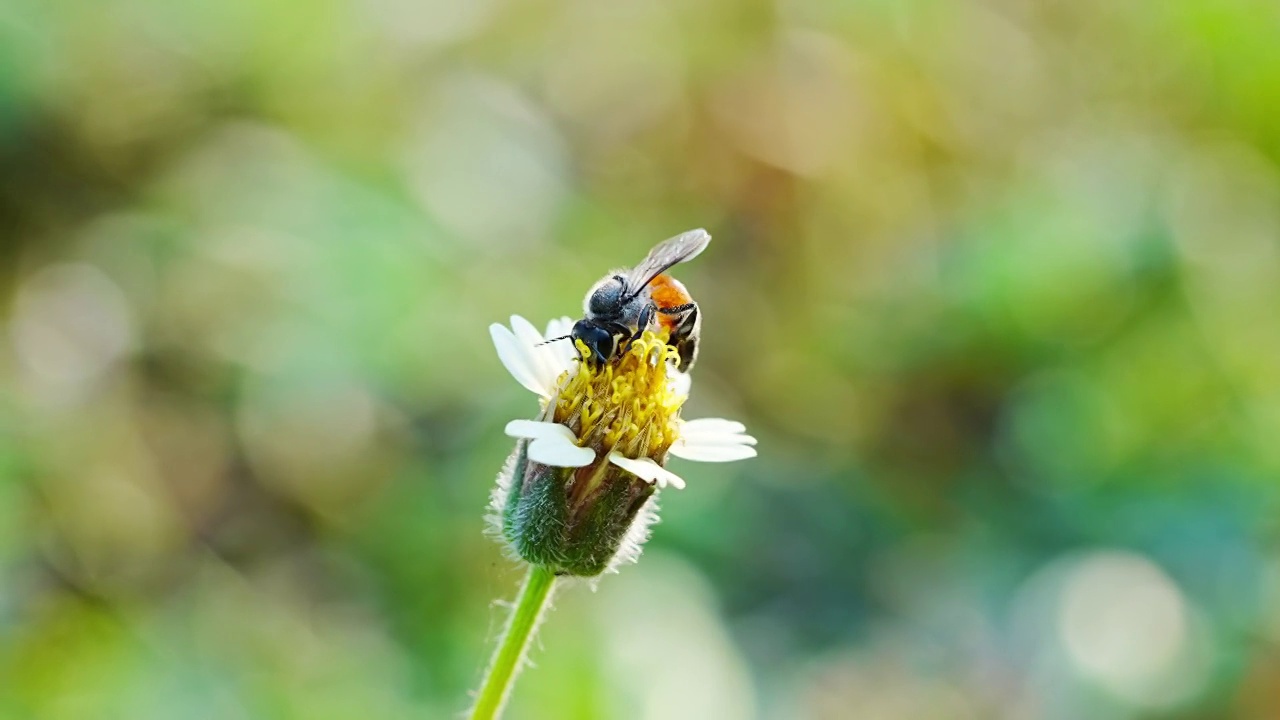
[572,320,615,363]
[597,335,617,362]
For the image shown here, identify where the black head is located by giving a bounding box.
[571,318,622,365]
[586,276,627,318]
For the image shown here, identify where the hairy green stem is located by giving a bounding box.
[469,564,557,720]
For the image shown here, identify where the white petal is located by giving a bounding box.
[680,418,747,436]
[528,434,596,467]
[543,316,579,370]
[508,420,595,466]
[668,442,758,462]
[540,342,576,378]
[490,323,548,397]
[505,419,574,441]
[546,345,576,374]
[529,314,577,382]
[677,432,758,447]
[510,314,546,348]
[608,453,686,490]
[505,420,595,466]
[667,370,692,397]
[511,315,562,390]
[544,316,574,340]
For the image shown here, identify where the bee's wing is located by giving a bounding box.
[623,229,711,298]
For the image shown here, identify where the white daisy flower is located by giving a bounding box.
[487,314,755,577]
[490,315,756,490]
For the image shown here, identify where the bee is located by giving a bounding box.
[555,229,710,371]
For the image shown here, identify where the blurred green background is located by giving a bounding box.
[2,0,1280,718]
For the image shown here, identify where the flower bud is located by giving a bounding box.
[498,440,656,576]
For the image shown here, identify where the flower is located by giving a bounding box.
[490,315,758,487]
[488,315,756,575]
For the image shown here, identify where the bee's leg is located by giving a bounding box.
[658,303,700,371]
[656,303,695,315]
[621,304,657,355]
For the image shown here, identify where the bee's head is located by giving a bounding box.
[571,318,621,365]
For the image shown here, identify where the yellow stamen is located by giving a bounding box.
[554,333,686,460]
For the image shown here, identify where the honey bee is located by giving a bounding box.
[555,229,710,371]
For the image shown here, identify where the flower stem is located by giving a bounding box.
[469,564,557,720]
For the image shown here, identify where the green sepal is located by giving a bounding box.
[501,440,657,577]
[502,439,570,568]
[558,464,655,575]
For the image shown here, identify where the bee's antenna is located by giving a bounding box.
[537,334,573,347]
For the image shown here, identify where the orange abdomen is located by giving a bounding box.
[647,273,693,333]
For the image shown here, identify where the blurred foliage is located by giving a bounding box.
[2,0,1280,718]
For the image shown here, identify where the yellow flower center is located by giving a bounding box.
[551,331,686,460]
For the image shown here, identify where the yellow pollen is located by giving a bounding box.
[553,333,686,460]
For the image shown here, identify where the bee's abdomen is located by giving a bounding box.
[648,274,693,333]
